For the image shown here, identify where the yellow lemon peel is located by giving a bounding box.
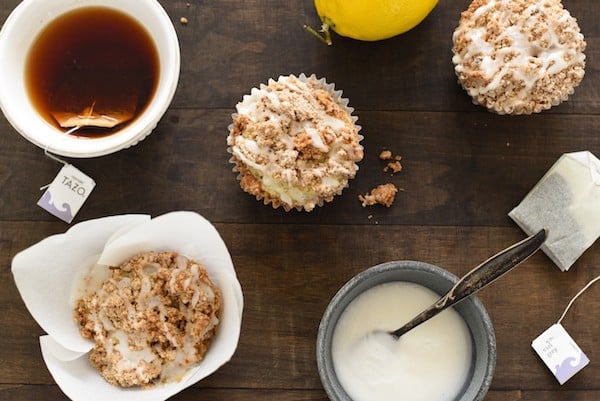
[306,0,439,43]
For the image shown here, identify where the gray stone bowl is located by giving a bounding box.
[316,260,496,401]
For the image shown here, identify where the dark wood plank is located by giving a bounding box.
[2,222,598,389]
[1,385,600,401]
[161,0,600,113]
[3,0,597,113]
[2,108,599,225]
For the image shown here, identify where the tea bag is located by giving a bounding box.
[509,151,600,271]
[52,101,135,128]
[49,72,138,129]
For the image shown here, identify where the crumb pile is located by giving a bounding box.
[357,149,402,208]
[452,0,586,114]
[75,251,221,387]
[359,183,398,208]
[227,75,363,211]
[379,149,402,174]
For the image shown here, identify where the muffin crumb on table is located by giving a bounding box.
[359,183,398,208]
[379,149,402,173]
[379,150,392,160]
[384,159,402,174]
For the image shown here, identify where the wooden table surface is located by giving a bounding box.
[1,0,598,400]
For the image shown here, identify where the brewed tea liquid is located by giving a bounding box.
[25,7,159,137]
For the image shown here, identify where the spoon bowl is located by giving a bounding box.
[317,260,496,401]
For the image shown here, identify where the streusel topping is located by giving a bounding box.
[359,183,398,208]
[75,251,221,387]
[452,0,586,114]
[227,75,363,211]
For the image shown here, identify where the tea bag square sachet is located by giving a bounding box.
[509,151,600,271]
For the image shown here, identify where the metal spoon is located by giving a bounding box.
[389,228,547,339]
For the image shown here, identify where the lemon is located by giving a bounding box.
[311,0,439,42]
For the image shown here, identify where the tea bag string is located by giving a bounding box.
[40,126,80,190]
[557,275,600,325]
[42,125,79,164]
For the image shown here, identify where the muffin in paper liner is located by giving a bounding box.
[11,211,243,401]
[452,0,586,115]
[227,73,364,212]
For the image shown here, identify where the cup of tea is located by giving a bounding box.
[0,0,180,158]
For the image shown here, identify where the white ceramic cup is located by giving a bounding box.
[0,0,180,158]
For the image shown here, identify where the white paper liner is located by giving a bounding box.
[226,73,363,212]
[12,211,243,401]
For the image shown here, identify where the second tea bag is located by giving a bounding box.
[509,151,600,271]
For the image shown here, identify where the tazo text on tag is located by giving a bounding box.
[37,164,96,223]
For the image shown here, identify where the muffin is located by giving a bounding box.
[12,212,243,401]
[452,0,586,115]
[75,251,221,387]
[227,74,363,211]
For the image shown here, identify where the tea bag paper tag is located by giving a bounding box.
[531,323,589,385]
[37,164,96,223]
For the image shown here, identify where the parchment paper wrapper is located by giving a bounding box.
[509,151,600,271]
[226,73,363,212]
[11,211,243,401]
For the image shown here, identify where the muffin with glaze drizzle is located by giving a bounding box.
[227,74,363,211]
[452,0,586,114]
[75,251,221,388]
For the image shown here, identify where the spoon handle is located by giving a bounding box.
[390,228,547,338]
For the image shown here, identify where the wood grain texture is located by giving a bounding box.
[0,0,598,400]
[2,109,599,224]
[2,224,598,391]
[1,386,598,401]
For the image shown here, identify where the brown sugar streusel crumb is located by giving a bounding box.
[75,251,221,388]
[384,159,402,174]
[379,150,402,173]
[379,150,392,160]
[359,183,398,208]
[360,150,403,209]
